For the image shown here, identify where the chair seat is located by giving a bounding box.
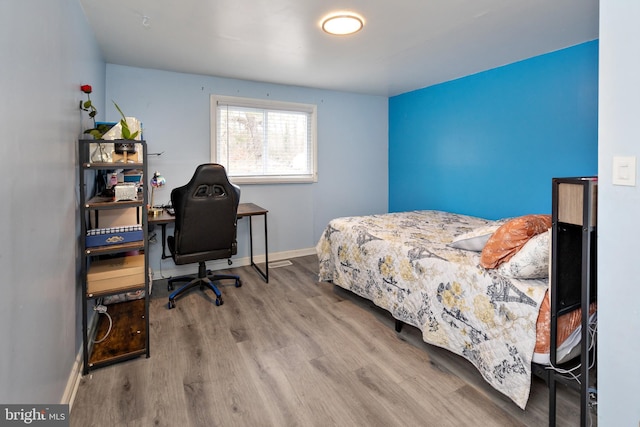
[168,236,233,265]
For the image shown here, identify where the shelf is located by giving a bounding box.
[85,241,145,256]
[88,299,147,369]
[79,139,149,375]
[83,161,144,170]
[547,177,597,427]
[85,194,144,209]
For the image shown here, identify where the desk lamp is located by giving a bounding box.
[149,171,166,216]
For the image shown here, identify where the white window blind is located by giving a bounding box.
[211,95,317,184]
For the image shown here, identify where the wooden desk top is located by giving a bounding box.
[237,202,268,216]
[148,202,268,225]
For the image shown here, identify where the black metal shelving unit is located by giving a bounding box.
[78,139,150,374]
[534,177,597,426]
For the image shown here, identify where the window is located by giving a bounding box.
[211,95,317,184]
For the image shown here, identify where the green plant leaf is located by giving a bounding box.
[113,101,126,120]
[86,129,103,139]
[83,100,92,109]
[114,101,137,139]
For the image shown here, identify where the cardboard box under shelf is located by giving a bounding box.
[87,254,145,296]
[89,299,147,368]
[88,254,145,280]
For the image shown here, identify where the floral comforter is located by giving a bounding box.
[316,210,548,409]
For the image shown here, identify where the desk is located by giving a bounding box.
[149,202,269,283]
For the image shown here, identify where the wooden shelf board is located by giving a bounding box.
[86,194,144,209]
[87,282,146,299]
[83,162,144,170]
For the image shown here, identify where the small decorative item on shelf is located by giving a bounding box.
[80,85,143,163]
[90,142,112,163]
[113,101,140,140]
[112,101,141,162]
[80,85,99,137]
[81,84,112,163]
[149,171,166,216]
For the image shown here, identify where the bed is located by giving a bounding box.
[316,210,591,409]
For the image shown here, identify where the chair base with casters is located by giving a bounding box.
[167,260,241,309]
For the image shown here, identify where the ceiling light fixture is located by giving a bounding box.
[321,12,364,36]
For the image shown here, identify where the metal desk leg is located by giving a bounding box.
[247,213,268,283]
[159,223,170,259]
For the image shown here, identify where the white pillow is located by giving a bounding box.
[449,224,502,251]
[497,229,550,279]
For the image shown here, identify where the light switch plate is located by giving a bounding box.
[612,156,636,186]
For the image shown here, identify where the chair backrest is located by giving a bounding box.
[171,164,240,264]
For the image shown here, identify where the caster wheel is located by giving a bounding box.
[228,259,232,266]
[235,279,242,288]
[215,298,223,306]
[168,300,176,309]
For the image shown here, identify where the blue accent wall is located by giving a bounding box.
[389,41,598,219]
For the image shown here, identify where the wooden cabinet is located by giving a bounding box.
[78,139,150,374]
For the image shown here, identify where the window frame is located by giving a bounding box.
[210,95,318,184]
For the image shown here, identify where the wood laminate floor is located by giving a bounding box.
[71,255,596,426]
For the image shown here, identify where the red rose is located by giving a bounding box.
[80,84,92,94]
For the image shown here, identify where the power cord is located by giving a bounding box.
[545,313,598,384]
[93,303,113,344]
[545,315,598,425]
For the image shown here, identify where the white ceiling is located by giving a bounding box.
[79,0,599,97]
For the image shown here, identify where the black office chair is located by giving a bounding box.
[167,164,241,309]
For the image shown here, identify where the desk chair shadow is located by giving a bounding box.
[167,164,241,309]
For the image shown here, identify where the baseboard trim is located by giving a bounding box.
[153,247,316,280]
[65,311,99,410]
[63,346,83,410]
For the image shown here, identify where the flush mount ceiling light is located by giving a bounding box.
[321,12,364,36]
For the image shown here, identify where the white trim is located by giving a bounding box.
[213,95,316,113]
[65,309,101,409]
[62,346,83,410]
[152,247,316,280]
[210,94,318,184]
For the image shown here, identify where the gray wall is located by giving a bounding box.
[598,2,640,425]
[0,0,104,403]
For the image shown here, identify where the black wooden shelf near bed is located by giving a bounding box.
[533,177,598,427]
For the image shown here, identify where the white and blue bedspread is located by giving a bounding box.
[316,210,548,409]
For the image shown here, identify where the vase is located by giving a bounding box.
[90,142,112,163]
